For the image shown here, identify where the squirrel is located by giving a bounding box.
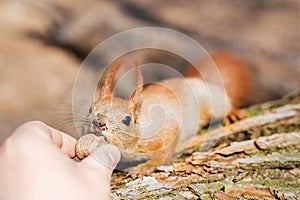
[76,52,253,177]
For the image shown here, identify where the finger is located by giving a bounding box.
[80,144,121,177]
[12,121,77,158]
[47,126,77,158]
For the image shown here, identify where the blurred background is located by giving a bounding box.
[0,0,299,142]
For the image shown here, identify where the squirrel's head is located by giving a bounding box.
[85,61,143,149]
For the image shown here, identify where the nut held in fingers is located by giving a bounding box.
[75,134,108,159]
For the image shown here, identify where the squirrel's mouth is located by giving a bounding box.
[91,118,109,137]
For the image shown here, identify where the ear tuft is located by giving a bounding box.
[129,62,144,116]
[100,60,121,101]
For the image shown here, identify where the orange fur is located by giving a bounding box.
[100,60,121,101]
[186,52,253,107]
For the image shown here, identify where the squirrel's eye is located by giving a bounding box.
[89,107,93,114]
[122,116,131,126]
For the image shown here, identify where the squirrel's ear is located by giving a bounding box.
[100,61,121,101]
[129,62,143,116]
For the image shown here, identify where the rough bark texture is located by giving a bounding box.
[110,94,300,199]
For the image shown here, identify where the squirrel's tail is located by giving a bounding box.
[186,52,300,107]
[185,52,253,108]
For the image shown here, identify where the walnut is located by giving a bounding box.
[75,134,108,159]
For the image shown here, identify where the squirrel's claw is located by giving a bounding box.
[224,109,247,126]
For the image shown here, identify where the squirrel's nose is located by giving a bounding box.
[92,118,103,136]
[92,118,100,128]
[92,116,106,127]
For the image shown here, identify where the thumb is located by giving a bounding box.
[81,144,121,175]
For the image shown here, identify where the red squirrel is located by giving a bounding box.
[75,52,253,177]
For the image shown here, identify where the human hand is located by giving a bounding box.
[0,121,121,200]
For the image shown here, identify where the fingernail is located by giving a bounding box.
[90,144,121,169]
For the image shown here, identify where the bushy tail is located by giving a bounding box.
[185,52,253,108]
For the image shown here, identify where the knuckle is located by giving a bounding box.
[1,121,48,154]
[18,121,46,130]
[15,121,49,138]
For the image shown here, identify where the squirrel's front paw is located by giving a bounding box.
[129,161,158,178]
[224,109,247,126]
